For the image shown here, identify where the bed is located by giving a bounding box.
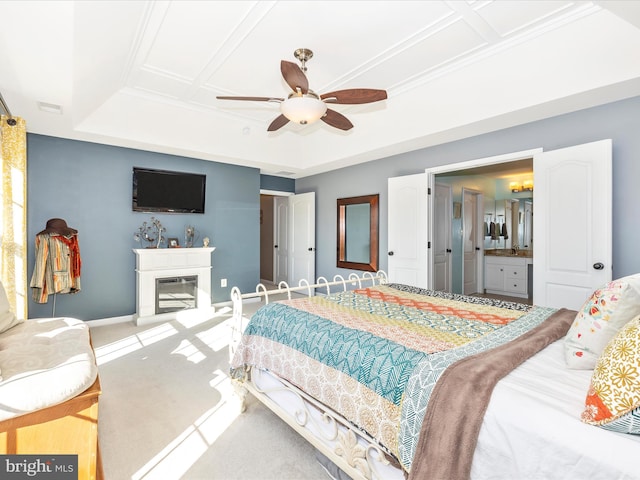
[229,272,640,480]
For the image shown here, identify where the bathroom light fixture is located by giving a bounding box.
[522,180,534,191]
[509,182,521,193]
[279,92,327,125]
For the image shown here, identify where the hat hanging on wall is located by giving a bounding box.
[37,218,78,236]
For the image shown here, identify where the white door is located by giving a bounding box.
[274,196,289,284]
[289,192,315,286]
[388,173,427,288]
[533,139,612,310]
[434,183,452,292]
[462,189,480,295]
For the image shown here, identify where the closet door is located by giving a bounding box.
[533,139,612,310]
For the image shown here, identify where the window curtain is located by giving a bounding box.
[0,115,27,320]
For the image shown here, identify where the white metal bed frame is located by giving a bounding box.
[229,271,405,480]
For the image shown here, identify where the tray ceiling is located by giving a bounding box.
[1,1,640,178]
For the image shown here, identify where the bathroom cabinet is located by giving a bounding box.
[484,255,530,298]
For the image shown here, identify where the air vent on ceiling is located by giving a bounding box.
[37,102,63,114]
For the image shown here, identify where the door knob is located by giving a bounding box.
[274,245,278,248]
[308,247,315,251]
[388,251,394,256]
[446,249,452,253]
[593,262,604,270]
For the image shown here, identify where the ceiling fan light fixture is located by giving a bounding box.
[217,49,386,131]
[280,93,327,125]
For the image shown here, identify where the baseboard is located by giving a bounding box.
[214,297,261,309]
[87,315,134,327]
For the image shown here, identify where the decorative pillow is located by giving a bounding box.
[581,314,640,434]
[564,274,640,369]
[0,281,23,334]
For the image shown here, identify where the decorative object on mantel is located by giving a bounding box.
[185,225,199,248]
[202,236,210,247]
[134,216,166,248]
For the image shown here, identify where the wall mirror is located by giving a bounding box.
[337,194,379,272]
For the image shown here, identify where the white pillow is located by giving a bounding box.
[0,281,23,334]
[564,274,640,369]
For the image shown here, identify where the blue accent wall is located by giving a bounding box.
[27,134,260,320]
[260,174,294,192]
[296,95,640,284]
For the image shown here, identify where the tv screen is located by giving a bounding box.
[133,167,206,214]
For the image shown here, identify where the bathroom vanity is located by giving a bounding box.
[484,250,532,299]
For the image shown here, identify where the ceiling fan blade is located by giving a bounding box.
[281,61,309,94]
[321,109,353,131]
[267,114,290,132]
[217,96,284,102]
[321,89,387,104]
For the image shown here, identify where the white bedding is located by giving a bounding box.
[0,317,98,421]
[473,338,640,480]
[251,338,640,479]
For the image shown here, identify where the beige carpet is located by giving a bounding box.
[89,300,329,480]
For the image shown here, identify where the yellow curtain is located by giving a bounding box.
[0,115,27,320]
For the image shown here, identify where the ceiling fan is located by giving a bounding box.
[216,48,387,132]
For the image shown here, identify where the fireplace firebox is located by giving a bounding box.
[155,275,198,314]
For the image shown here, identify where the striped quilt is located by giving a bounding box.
[230,284,557,473]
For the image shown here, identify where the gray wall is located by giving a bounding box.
[297,95,640,283]
[27,134,260,320]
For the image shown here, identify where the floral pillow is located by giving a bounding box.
[581,314,640,434]
[564,274,640,369]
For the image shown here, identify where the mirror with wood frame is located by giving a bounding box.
[337,194,379,272]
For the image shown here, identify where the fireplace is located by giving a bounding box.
[133,247,215,325]
[156,275,198,314]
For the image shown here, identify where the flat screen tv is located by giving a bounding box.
[133,167,206,214]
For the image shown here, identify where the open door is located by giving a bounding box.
[288,192,315,286]
[274,196,289,284]
[433,183,452,292]
[388,173,428,288]
[533,139,612,310]
[462,189,483,295]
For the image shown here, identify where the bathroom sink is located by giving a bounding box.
[485,249,532,258]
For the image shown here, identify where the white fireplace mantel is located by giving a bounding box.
[133,247,215,325]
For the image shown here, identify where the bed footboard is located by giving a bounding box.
[229,271,400,480]
[244,367,403,480]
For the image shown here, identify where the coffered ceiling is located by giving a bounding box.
[1,1,639,178]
